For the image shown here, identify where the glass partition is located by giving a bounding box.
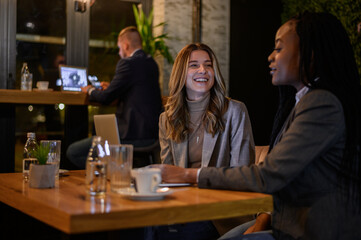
[89,0,136,83]
[15,0,66,172]
[13,0,140,172]
[88,0,136,129]
[17,0,66,89]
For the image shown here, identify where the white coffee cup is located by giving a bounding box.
[131,168,161,194]
[36,81,49,90]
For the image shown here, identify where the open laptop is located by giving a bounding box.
[59,65,88,91]
[93,114,120,145]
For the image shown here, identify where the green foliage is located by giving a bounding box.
[32,144,50,165]
[132,4,173,64]
[281,0,361,80]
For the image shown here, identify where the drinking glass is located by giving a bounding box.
[40,140,61,178]
[108,144,133,193]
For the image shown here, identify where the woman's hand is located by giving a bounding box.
[244,213,271,234]
[151,164,199,184]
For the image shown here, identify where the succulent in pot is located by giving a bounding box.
[29,143,57,188]
[32,143,50,165]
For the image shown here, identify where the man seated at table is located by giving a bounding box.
[66,26,163,169]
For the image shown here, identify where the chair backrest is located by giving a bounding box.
[94,114,120,145]
[133,140,161,165]
[255,145,269,165]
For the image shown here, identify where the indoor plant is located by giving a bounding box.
[29,143,57,188]
[132,4,173,64]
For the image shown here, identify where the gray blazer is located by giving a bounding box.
[199,90,361,239]
[159,99,255,168]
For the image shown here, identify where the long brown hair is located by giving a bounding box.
[164,43,229,142]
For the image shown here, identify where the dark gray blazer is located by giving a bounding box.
[89,50,162,141]
[159,99,255,168]
[199,90,361,239]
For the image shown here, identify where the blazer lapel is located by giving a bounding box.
[273,107,296,146]
[202,131,219,167]
[173,139,188,168]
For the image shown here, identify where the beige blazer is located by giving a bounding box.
[159,99,255,168]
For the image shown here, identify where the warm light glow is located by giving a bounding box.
[28,105,33,112]
[25,22,35,30]
[58,103,65,110]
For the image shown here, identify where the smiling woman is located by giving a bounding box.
[152,43,255,238]
[185,50,215,100]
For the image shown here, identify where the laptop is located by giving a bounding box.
[93,114,120,145]
[59,65,88,91]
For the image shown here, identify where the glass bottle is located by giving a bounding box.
[20,62,31,91]
[85,136,108,196]
[23,132,38,180]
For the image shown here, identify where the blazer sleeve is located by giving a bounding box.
[199,90,345,193]
[159,113,174,165]
[229,101,255,167]
[89,59,132,104]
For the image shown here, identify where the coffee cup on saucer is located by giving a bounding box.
[131,168,162,194]
[36,81,49,90]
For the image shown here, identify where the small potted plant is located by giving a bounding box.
[29,143,57,188]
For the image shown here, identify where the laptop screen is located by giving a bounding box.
[94,114,120,145]
[59,65,88,91]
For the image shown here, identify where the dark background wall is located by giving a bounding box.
[229,0,282,145]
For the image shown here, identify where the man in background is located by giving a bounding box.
[66,26,163,169]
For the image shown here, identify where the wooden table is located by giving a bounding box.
[0,89,89,172]
[0,170,273,234]
[0,89,88,105]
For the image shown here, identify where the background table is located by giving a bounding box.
[0,170,273,235]
[0,89,89,172]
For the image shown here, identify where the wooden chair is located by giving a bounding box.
[255,145,269,164]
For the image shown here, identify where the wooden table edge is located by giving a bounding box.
[0,171,273,234]
[69,194,273,234]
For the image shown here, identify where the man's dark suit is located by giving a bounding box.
[66,49,162,169]
[89,49,162,141]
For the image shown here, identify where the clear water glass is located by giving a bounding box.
[108,144,133,193]
[40,140,61,178]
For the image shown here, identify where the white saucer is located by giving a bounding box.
[159,183,191,187]
[33,88,53,91]
[59,169,69,175]
[117,187,173,201]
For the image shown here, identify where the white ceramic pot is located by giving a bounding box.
[29,164,57,188]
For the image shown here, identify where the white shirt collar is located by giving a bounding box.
[295,86,309,105]
[130,48,141,57]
